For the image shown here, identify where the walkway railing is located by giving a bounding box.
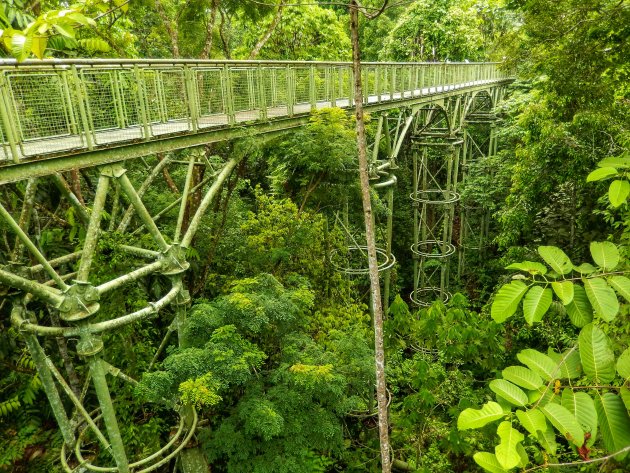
[0,59,509,163]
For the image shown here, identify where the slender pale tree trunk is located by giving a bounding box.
[349,3,391,472]
[201,0,220,59]
[154,0,180,57]
[248,1,286,59]
[219,8,232,58]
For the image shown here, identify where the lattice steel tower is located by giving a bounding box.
[410,103,463,306]
[458,91,500,278]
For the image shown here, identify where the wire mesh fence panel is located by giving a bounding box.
[145,69,190,136]
[293,67,310,105]
[81,69,136,145]
[196,68,226,128]
[392,67,402,98]
[8,73,71,140]
[143,70,163,125]
[313,66,328,105]
[7,71,84,156]
[335,67,353,105]
[230,68,258,121]
[402,66,413,97]
[377,68,389,97]
[115,70,143,136]
[0,120,8,161]
[389,67,398,98]
[263,67,288,118]
[364,67,378,101]
[82,70,118,131]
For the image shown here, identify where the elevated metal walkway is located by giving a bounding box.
[0,59,510,182]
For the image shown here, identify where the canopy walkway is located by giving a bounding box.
[0,58,512,473]
[0,59,509,182]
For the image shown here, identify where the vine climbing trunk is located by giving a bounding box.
[349,3,391,472]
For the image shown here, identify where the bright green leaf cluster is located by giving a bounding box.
[586,154,630,207]
[491,242,627,326]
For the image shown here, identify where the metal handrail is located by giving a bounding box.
[0,60,510,164]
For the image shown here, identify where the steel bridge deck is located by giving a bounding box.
[0,59,510,182]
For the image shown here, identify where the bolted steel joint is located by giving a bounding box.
[58,281,100,322]
[76,333,104,357]
[159,244,190,276]
[99,164,127,178]
[173,287,191,307]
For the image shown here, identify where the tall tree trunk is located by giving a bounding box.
[248,1,286,60]
[157,153,180,194]
[349,3,391,472]
[219,8,232,59]
[70,169,84,205]
[154,0,180,57]
[201,0,220,59]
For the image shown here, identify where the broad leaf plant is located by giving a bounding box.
[458,156,630,471]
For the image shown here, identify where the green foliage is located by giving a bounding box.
[381,0,486,61]
[491,242,627,326]
[0,1,120,60]
[235,189,330,288]
[268,108,358,211]
[178,372,222,409]
[237,5,350,60]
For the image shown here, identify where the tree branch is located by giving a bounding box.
[248,0,286,60]
[154,0,179,57]
[524,444,630,471]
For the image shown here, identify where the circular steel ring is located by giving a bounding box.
[410,240,456,258]
[409,189,460,204]
[410,287,451,307]
[330,246,396,275]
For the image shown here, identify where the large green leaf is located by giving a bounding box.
[458,402,505,430]
[473,452,508,473]
[574,262,597,274]
[53,23,76,38]
[537,427,557,455]
[586,166,618,182]
[517,349,557,381]
[522,286,552,325]
[31,35,47,59]
[516,443,528,467]
[506,261,547,275]
[547,348,582,379]
[495,421,524,470]
[541,403,585,447]
[621,387,630,411]
[565,285,593,328]
[527,386,556,407]
[595,393,630,453]
[538,246,572,275]
[502,366,543,390]
[590,242,619,270]
[583,278,619,322]
[598,156,630,169]
[561,389,597,446]
[489,379,528,407]
[608,276,630,302]
[578,324,616,383]
[609,180,630,207]
[516,409,547,436]
[10,33,32,61]
[617,348,630,380]
[551,280,574,305]
[491,280,528,323]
